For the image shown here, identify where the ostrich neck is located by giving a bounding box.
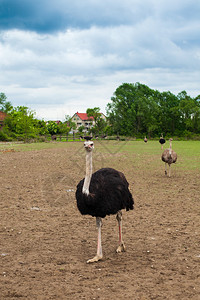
[82,150,93,195]
[169,141,172,155]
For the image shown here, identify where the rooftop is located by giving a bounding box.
[75,112,94,121]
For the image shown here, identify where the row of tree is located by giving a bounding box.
[0,93,76,141]
[106,82,200,137]
[1,82,200,141]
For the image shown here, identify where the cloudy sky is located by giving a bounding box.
[0,0,200,121]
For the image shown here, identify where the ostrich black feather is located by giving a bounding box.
[159,138,165,144]
[76,168,134,218]
[84,136,93,140]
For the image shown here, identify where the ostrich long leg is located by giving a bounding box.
[168,164,171,177]
[87,217,103,263]
[165,163,167,175]
[116,211,125,253]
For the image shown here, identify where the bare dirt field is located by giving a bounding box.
[0,141,200,299]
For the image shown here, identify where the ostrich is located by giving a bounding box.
[159,134,165,150]
[144,136,148,143]
[76,138,134,263]
[161,138,177,177]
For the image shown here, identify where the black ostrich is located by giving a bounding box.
[144,136,148,143]
[76,138,134,263]
[159,134,165,150]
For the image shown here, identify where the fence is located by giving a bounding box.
[39,134,133,142]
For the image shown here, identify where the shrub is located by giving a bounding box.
[0,130,11,141]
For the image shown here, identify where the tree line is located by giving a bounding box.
[0,93,76,141]
[1,82,200,141]
[106,82,200,138]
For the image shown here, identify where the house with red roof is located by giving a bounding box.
[72,112,106,132]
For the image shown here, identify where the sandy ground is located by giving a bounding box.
[0,142,200,299]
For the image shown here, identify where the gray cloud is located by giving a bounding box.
[0,0,200,120]
[2,0,199,33]
[0,0,152,32]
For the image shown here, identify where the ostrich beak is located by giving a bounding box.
[85,144,94,151]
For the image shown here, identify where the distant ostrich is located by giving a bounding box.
[161,138,177,177]
[76,138,134,263]
[51,135,57,141]
[159,134,165,150]
[144,136,148,143]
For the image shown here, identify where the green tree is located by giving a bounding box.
[86,107,101,125]
[86,107,109,135]
[95,118,108,134]
[64,115,76,131]
[46,121,60,136]
[107,82,200,137]
[178,91,200,133]
[107,82,160,136]
[193,95,200,133]
[157,91,181,135]
[58,122,71,135]
[107,83,136,135]
[0,93,12,112]
[78,125,85,134]
[37,120,48,135]
[4,106,39,140]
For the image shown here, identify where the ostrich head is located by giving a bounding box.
[84,140,94,152]
[169,138,173,142]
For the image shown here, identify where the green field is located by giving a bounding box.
[1,139,200,171]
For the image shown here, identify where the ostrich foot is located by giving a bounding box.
[116,242,126,253]
[87,254,103,263]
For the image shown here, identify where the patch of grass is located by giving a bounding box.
[0,141,76,152]
[1,139,199,171]
[94,139,200,171]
